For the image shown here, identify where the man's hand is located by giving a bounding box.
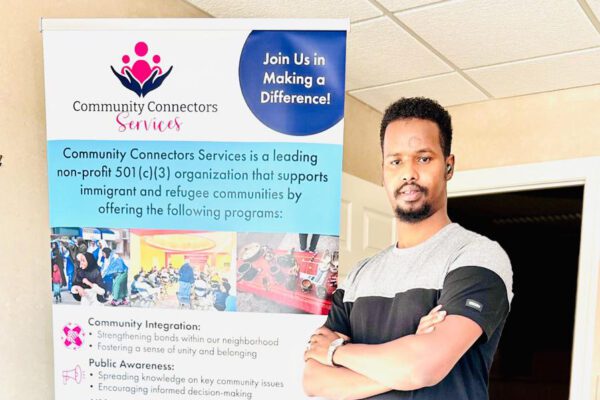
[304,326,341,365]
[415,305,446,335]
[301,306,448,397]
[303,358,392,400]
[332,315,482,390]
[304,304,445,368]
[82,278,92,287]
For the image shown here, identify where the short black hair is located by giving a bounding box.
[380,97,453,157]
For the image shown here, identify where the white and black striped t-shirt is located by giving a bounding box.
[325,223,513,400]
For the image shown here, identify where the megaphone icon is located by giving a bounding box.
[62,365,84,384]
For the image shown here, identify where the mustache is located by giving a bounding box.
[394,183,428,197]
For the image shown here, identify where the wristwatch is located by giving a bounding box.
[327,338,348,367]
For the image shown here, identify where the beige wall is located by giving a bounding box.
[449,84,600,171]
[0,1,209,399]
[342,95,384,184]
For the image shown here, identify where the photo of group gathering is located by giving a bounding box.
[50,227,236,311]
[236,232,339,315]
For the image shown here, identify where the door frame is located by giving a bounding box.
[448,156,600,400]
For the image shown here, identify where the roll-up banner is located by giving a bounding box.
[42,19,347,399]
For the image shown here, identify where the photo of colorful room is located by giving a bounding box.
[129,229,236,311]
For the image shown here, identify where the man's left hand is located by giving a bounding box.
[304,326,340,365]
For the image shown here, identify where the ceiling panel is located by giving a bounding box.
[188,0,382,22]
[349,73,487,111]
[397,0,600,68]
[346,17,451,90]
[586,0,600,26]
[466,47,600,98]
[378,0,447,13]
[187,0,600,109]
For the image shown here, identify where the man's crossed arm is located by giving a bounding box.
[302,307,482,400]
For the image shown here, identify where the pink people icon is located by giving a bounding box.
[111,41,173,97]
[62,323,85,350]
[121,42,163,85]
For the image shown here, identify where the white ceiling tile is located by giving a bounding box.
[346,17,451,90]
[466,47,600,98]
[397,0,600,68]
[349,73,487,111]
[188,0,382,22]
[378,0,445,13]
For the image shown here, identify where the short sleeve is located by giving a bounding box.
[438,239,513,342]
[324,257,372,337]
[324,288,353,338]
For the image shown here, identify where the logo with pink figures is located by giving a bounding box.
[111,41,173,98]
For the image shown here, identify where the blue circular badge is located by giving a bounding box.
[239,30,347,136]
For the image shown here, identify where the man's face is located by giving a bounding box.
[382,118,453,223]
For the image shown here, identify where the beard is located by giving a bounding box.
[393,183,432,223]
[394,203,432,223]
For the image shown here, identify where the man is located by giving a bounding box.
[303,97,513,399]
[299,233,320,253]
[213,278,231,311]
[177,259,195,309]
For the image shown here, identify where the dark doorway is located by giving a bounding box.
[448,185,583,400]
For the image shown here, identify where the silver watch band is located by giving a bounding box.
[327,338,347,367]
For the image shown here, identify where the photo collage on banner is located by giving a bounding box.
[43,19,347,399]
